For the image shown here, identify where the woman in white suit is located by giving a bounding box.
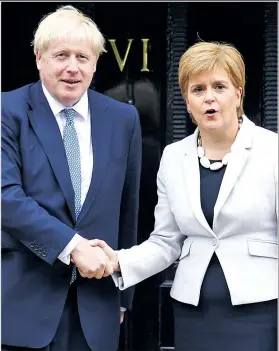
[91,41,278,350]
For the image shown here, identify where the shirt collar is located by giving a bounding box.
[41,82,89,120]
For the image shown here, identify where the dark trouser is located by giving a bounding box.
[2,282,91,351]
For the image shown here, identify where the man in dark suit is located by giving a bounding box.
[1,5,141,351]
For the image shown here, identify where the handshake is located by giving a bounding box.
[70,238,120,279]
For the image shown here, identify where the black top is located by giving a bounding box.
[199,161,226,229]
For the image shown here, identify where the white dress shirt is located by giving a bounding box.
[42,84,126,312]
[42,84,92,264]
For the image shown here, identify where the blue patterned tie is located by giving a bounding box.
[63,108,81,283]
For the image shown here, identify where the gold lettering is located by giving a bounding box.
[141,39,150,72]
[108,39,134,72]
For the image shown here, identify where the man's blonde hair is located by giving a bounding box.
[179,41,245,117]
[32,5,106,58]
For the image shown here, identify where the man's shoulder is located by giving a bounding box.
[2,83,36,133]
[2,83,35,111]
[2,82,34,98]
[88,89,137,114]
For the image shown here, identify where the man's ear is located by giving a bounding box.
[35,52,42,71]
[93,56,98,75]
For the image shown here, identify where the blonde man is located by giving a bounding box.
[2,5,141,351]
[93,41,278,351]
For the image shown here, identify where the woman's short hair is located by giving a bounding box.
[32,5,106,58]
[179,41,245,117]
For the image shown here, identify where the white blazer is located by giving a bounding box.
[115,116,278,306]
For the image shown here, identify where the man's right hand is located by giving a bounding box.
[71,238,113,279]
[89,239,120,275]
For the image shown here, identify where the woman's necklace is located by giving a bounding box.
[197,117,243,171]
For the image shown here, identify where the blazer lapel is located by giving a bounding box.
[27,82,76,221]
[213,116,255,223]
[182,129,216,236]
[77,90,113,224]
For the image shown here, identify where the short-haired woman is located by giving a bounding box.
[93,41,278,351]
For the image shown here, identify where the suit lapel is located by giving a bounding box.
[27,82,76,221]
[77,90,113,224]
[182,130,215,236]
[213,116,255,223]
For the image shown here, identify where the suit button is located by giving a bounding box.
[30,242,34,248]
[42,251,47,257]
[34,244,39,250]
[212,238,218,247]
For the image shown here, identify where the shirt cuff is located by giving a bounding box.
[58,233,83,265]
[111,272,123,287]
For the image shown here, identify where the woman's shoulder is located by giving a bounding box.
[253,123,278,146]
[163,133,196,156]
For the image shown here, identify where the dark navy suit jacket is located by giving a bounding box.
[1,81,142,351]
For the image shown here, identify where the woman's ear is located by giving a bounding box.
[236,87,242,107]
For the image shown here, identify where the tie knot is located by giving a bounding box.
[63,108,76,125]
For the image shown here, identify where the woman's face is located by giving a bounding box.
[185,67,242,133]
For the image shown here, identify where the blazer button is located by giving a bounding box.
[42,251,47,257]
[212,238,218,247]
[34,244,39,251]
[30,242,34,248]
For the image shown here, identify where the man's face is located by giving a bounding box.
[36,39,97,106]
